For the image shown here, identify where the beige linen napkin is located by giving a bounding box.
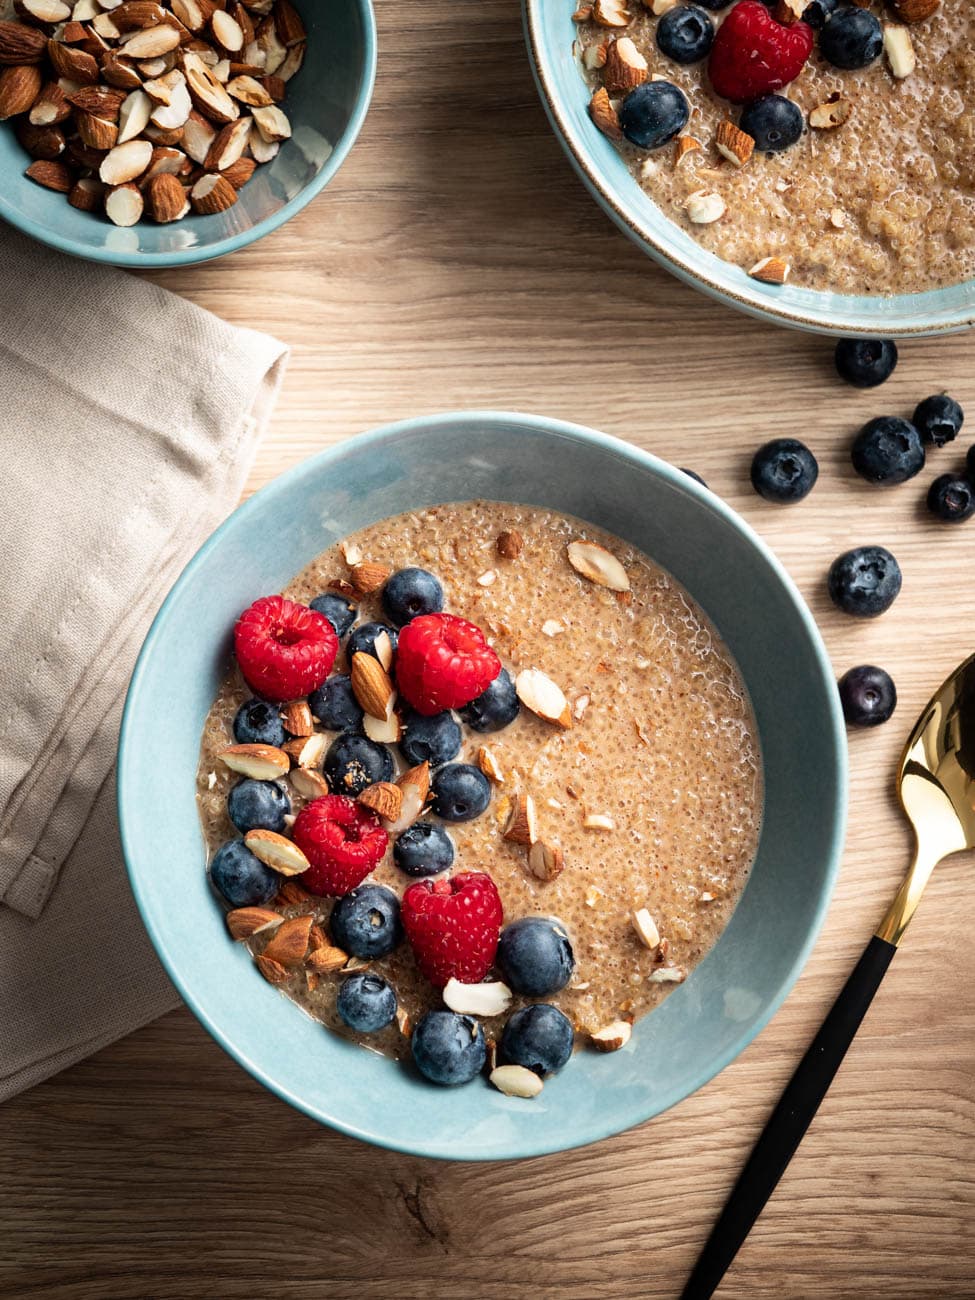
[0,225,288,1101]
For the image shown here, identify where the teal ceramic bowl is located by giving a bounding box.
[523,0,975,337]
[0,1,376,268]
[118,411,847,1160]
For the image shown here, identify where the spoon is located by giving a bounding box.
[680,652,975,1300]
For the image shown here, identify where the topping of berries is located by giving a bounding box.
[291,795,388,897]
[395,613,502,716]
[708,2,813,104]
[234,595,338,703]
[401,871,503,987]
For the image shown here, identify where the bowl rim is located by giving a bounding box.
[117,410,848,1159]
[0,0,377,269]
[522,0,975,338]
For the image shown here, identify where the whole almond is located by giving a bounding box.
[147,171,187,221]
[890,0,938,20]
[46,37,98,84]
[25,157,71,190]
[0,21,46,65]
[0,63,42,120]
[261,914,313,967]
[283,699,313,737]
[350,651,395,720]
[349,560,391,594]
[496,529,523,560]
[244,829,310,877]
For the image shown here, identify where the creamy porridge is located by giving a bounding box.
[197,501,762,1089]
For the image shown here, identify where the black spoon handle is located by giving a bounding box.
[680,933,898,1300]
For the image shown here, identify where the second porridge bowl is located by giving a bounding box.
[118,411,846,1160]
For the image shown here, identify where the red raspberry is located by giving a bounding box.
[401,871,503,987]
[395,613,501,716]
[708,2,812,104]
[292,795,389,897]
[234,595,337,703]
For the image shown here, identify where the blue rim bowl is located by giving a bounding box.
[118,411,847,1160]
[523,0,975,337]
[0,0,376,268]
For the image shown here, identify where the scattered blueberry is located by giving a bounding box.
[500,1004,574,1075]
[838,665,897,727]
[802,0,839,28]
[656,5,714,63]
[399,709,462,767]
[233,698,285,747]
[430,763,492,822]
[458,668,520,733]
[382,568,444,627]
[337,971,398,1034]
[739,95,804,153]
[330,883,404,958]
[680,467,707,486]
[819,6,883,69]
[834,338,897,388]
[227,779,291,834]
[346,621,399,662]
[309,591,357,638]
[851,417,925,486]
[324,732,394,795]
[827,545,902,617]
[912,394,964,448]
[927,474,975,524]
[393,822,455,877]
[497,917,575,997]
[308,674,364,733]
[210,839,278,907]
[411,1010,486,1085]
[750,438,819,503]
[619,80,690,150]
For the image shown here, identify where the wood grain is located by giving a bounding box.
[1,2,973,1296]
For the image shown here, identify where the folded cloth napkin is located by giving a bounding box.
[0,225,288,1102]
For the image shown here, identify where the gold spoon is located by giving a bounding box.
[681,652,975,1299]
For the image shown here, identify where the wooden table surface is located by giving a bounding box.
[2,3,973,1297]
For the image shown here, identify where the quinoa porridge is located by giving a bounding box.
[197,501,762,1085]
[576,0,975,295]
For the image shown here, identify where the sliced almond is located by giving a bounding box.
[503,792,538,845]
[103,181,144,224]
[99,135,152,183]
[204,111,250,167]
[244,828,310,876]
[146,170,187,221]
[490,1064,543,1098]
[476,569,497,587]
[631,907,660,949]
[515,668,572,729]
[809,96,851,130]
[588,85,621,141]
[583,42,607,71]
[527,839,564,882]
[100,51,142,92]
[350,651,395,720]
[181,106,215,160]
[591,1020,631,1052]
[247,118,277,161]
[120,22,180,58]
[383,761,430,834]
[883,22,915,77]
[255,954,289,985]
[18,0,71,20]
[349,560,391,594]
[261,913,313,967]
[289,766,330,800]
[281,699,313,737]
[211,7,243,51]
[373,630,394,672]
[477,745,504,784]
[396,1005,412,1037]
[183,47,238,122]
[76,111,118,149]
[115,87,151,141]
[358,780,403,821]
[28,80,69,125]
[25,160,72,194]
[443,978,513,1018]
[251,99,288,141]
[226,906,282,940]
[307,943,349,975]
[715,118,754,167]
[685,189,725,225]
[67,175,103,209]
[150,76,191,129]
[189,169,237,212]
[218,742,289,780]
[584,812,615,831]
[591,0,630,26]
[673,134,702,167]
[602,35,647,94]
[363,706,401,745]
[282,732,326,768]
[225,71,271,105]
[648,965,687,984]
[222,154,256,188]
[748,256,790,285]
[567,539,630,591]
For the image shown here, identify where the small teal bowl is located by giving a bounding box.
[0,0,376,268]
[118,411,846,1160]
[524,0,975,337]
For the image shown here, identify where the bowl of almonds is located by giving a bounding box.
[0,0,376,264]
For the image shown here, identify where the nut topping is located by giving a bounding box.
[243,828,310,877]
[630,907,660,949]
[748,256,790,285]
[489,1064,544,1097]
[515,668,572,729]
[358,780,403,821]
[503,792,538,845]
[226,906,282,940]
[603,35,647,95]
[591,1020,631,1052]
[219,743,290,781]
[527,839,565,882]
[442,977,513,1017]
[566,539,630,591]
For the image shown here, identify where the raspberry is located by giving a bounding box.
[292,795,388,896]
[401,871,503,987]
[234,595,338,703]
[708,2,812,104]
[395,613,502,716]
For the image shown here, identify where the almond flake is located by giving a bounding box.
[648,966,687,984]
[515,668,572,728]
[584,813,615,831]
[489,1064,544,1098]
[477,745,505,784]
[340,539,362,566]
[219,743,290,780]
[567,539,630,591]
[883,23,915,78]
[443,978,512,1017]
[527,839,564,882]
[244,829,310,877]
[503,792,538,845]
[630,907,660,949]
[573,693,590,720]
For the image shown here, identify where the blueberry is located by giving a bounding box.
[739,95,804,153]
[619,81,689,151]
[851,417,925,486]
[912,394,964,448]
[927,474,975,524]
[834,338,898,388]
[324,732,394,795]
[819,6,883,68]
[750,438,819,503]
[411,1010,486,1086]
[210,839,279,907]
[233,698,285,747]
[827,546,902,618]
[346,621,399,662]
[308,675,364,733]
[458,668,520,732]
[227,779,291,834]
[381,567,444,627]
[656,5,714,63]
[393,822,455,878]
[680,467,707,486]
[500,1004,574,1075]
[838,665,897,727]
[802,0,838,27]
[968,444,975,480]
[430,763,492,822]
[309,591,357,638]
[337,971,398,1034]
[330,883,403,958]
[497,917,575,997]
[399,709,462,767]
